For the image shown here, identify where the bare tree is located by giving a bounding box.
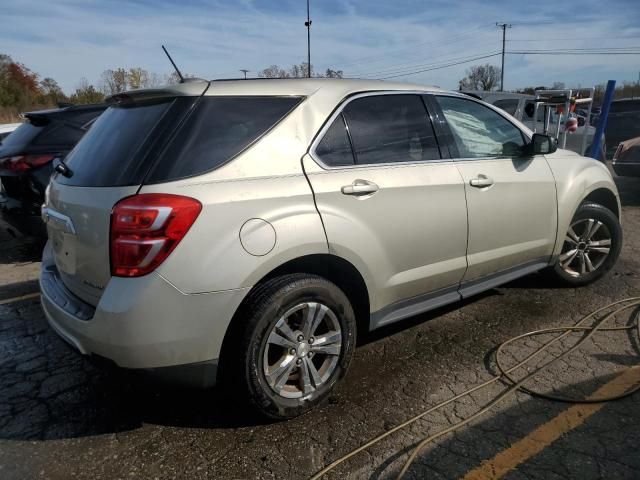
[324,68,344,78]
[258,65,290,78]
[100,68,128,95]
[458,64,501,91]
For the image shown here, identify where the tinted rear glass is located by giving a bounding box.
[0,122,42,149]
[610,100,640,114]
[493,99,519,116]
[57,99,174,187]
[146,96,303,183]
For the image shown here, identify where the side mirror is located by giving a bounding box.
[530,133,558,155]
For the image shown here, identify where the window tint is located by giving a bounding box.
[33,123,85,146]
[147,96,302,182]
[492,99,519,116]
[437,96,526,158]
[315,114,354,166]
[342,95,440,165]
[59,99,174,187]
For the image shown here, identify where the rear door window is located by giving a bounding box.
[315,114,355,167]
[0,122,43,150]
[146,96,303,182]
[342,94,440,165]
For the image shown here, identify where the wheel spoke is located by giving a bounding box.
[566,227,580,244]
[276,318,298,343]
[588,239,611,248]
[268,331,296,349]
[300,358,314,395]
[303,303,328,338]
[311,330,342,356]
[580,253,586,274]
[305,357,323,388]
[582,219,594,240]
[560,248,578,266]
[590,247,611,255]
[584,253,595,272]
[585,220,603,241]
[268,356,296,392]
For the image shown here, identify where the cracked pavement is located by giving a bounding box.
[1,176,640,479]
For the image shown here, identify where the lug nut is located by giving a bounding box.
[307,352,313,358]
[309,337,314,344]
[296,358,302,365]
[297,335,304,342]
[290,348,296,355]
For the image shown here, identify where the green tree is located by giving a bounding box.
[69,78,105,104]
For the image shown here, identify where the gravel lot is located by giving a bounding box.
[1,176,639,480]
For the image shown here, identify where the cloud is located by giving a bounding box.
[1,0,639,93]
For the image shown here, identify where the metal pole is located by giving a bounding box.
[496,23,511,91]
[305,0,312,77]
[588,80,616,160]
[240,69,249,79]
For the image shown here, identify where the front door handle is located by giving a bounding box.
[341,179,379,196]
[469,175,494,188]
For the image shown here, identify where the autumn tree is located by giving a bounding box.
[258,62,344,79]
[458,64,501,91]
[0,54,42,110]
[69,78,105,104]
[39,77,66,105]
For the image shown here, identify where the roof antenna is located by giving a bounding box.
[162,45,185,83]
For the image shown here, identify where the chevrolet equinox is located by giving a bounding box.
[40,78,622,419]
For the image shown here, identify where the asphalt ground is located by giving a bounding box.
[1,176,639,480]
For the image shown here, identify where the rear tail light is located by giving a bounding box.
[110,194,202,277]
[0,154,56,172]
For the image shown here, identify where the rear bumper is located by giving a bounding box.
[40,242,250,386]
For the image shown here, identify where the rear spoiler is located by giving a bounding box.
[107,79,210,105]
[22,103,107,127]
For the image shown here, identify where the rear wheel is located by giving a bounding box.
[230,274,356,419]
[552,202,622,286]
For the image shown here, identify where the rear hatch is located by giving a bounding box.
[45,82,303,306]
[45,88,206,306]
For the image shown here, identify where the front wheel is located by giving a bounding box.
[232,274,356,419]
[552,202,622,286]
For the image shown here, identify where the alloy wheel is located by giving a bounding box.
[262,302,342,399]
[559,218,612,277]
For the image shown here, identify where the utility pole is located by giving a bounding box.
[496,22,512,91]
[305,0,312,78]
[239,69,249,80]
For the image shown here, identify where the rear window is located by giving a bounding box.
[145,96,303,183]
[57,96,302,187]
[0,122,43,149]
[57,99,176,187]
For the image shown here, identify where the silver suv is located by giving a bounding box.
[40,79,622,419]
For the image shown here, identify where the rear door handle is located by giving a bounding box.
[341,180,379,196]
[469,175,494,188]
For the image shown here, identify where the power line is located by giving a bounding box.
[356,48,499,78]
[509,51,640,55]
[376,52,502,80]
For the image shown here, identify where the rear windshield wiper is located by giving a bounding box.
[54,157,73,178]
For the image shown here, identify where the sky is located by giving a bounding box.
[2,0,640,94]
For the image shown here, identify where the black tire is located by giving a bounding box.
[228,273,356,420]
[551,202,622,286]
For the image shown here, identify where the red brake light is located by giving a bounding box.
[110,194,202,277]
[0,154,55,172]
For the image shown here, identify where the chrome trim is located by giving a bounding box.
[41,206,76,235]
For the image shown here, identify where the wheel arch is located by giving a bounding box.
[217,253,371,382]
[583,187,620,219]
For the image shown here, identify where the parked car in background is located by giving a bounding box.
[0,103,106,236]
[605,98,640,160]
[612,136,640,177]
[40,79,621,419]
[467,91,603,159]
[0,123,22,142]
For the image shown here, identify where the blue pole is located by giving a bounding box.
[588,79,616,160]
